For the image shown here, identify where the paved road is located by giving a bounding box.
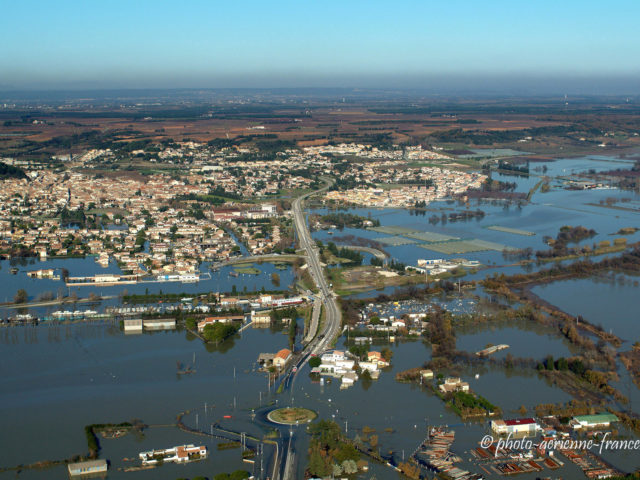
[210,253,304,270]
[341,245,388,260]
[302,298,321,344]
[291,179,342,356]
[279,178,343,480]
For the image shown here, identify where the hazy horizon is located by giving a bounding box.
[1,75,639,99]
[2,0,640,95]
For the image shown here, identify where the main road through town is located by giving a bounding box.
[276,178,343,480]
[291,178,342,357]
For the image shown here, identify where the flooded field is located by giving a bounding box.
[0,322,289,477]
[2,154,640,479]
[531,273,640,340]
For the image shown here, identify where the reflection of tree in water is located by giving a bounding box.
[47,324,62,343]
[360,374,372,391]
[183,330,238,353]
[9,257,28,267]
[204,336,236,354]
[23,325,38,344]
[105,324,120,337]
[269,322,284,335]
[0,328,20,345]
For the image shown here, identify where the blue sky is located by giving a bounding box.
[1,0,639,91]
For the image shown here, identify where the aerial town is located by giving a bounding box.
[2,94,640,480]
[0,142,484,272]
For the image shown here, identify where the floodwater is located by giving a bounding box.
[0,259,295,319]
[2,154,640,478]
[532,273,640,341]
[0,322,289,478]
[456,325,579,359]
[310,155,640,287]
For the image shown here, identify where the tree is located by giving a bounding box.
[342,459,358,474]
[544,355,555,370]
[202,322,239,343]
[309,356,322,368]
[229,470,250,480]
[381,347,393,362]
[308,449,330,477]
[569,358,586,376]
[14,289,27,304]
[555,357,569,370]
[288,318,297,348]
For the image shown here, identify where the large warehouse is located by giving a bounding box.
[491,418,540,435]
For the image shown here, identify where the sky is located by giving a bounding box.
[1,0,639,93]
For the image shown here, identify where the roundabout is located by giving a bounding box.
[266,407,317,425]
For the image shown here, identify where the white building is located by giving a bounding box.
[491,418,540,435]
[438,377,470,394]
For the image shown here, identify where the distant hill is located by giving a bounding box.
[0,162,27,180]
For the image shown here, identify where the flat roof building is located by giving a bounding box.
[572,413,619,430]
[68,459,107,476]
[123,319,143,334]
[491,418,539,435]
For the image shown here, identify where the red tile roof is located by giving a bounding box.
[275,348,292,360]
[504,418,536,426]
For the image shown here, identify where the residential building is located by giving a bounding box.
[438,377,470,394]
[273,348,292,369]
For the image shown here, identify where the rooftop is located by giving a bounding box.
[574,413,619,424]
[504,418,537,426]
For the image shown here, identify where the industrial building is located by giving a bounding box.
[491,418,540,435]
[571,413,619,430]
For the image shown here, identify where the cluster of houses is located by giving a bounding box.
[311,349,389,389]
[0,166,288,269]
[324,165,486,208]
[139,444,208,466]
[355,310,429,338]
